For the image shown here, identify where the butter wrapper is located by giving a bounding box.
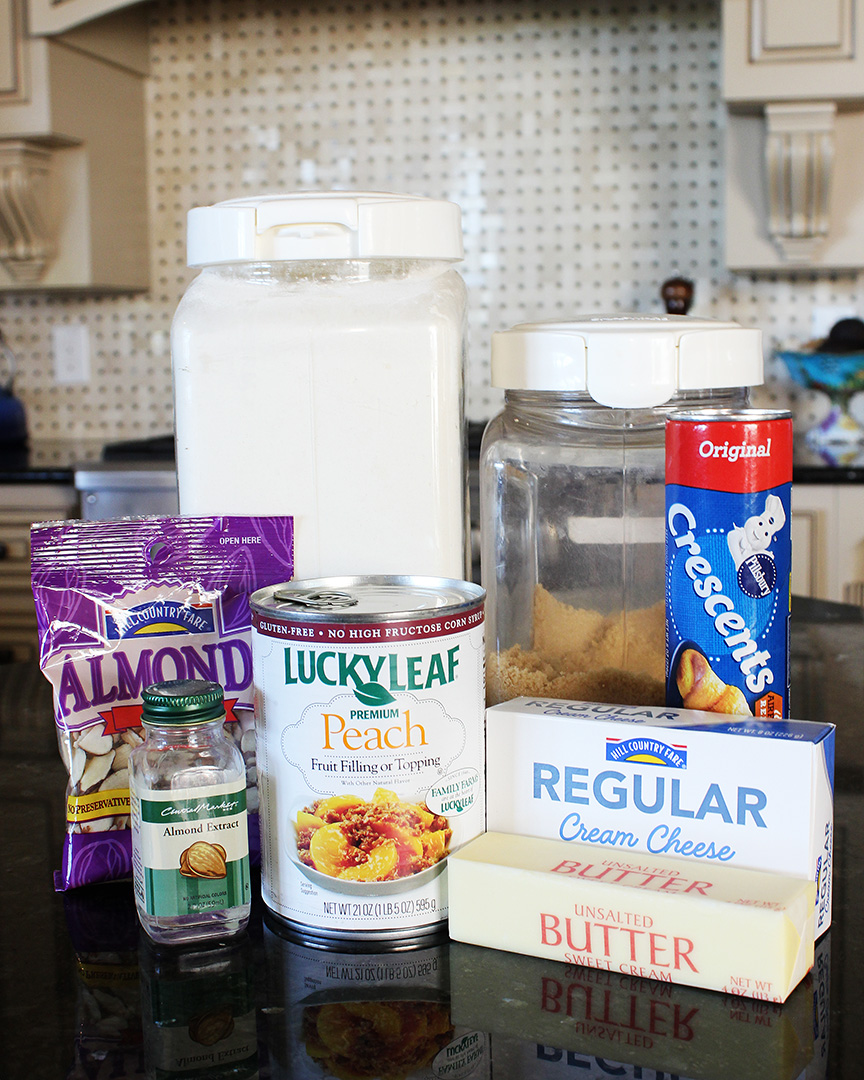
[486,698,834,934]
[448,832,816,1003]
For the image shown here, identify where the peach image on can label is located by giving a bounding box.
[251,576,486,944]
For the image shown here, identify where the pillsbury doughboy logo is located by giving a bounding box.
[727,494,786,600]
[606,737,688,768]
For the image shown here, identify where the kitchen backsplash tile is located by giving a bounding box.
[1,0,859,439]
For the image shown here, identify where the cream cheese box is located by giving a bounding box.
[485,697,834,934]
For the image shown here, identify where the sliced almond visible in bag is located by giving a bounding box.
[80,750,116,793]
[112,743,134,772]
[99,768,129,791]
[77,724,114,756]
[70,746,87,788]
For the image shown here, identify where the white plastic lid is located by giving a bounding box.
[186,191,464,266]
[491,314,764,408]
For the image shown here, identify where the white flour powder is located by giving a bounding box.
[172,262,467,580]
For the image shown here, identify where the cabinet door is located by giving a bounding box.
[724,0,864,104]
[0,0,27,104]
[840,488,864,605]
[27,0,145,36]
[0,485,77,662]
[792,484,864,603]
[791,486,831,599]
[0,7,148,290]
[723,0,864,270]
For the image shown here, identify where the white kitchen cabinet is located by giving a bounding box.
[27,0,146,35]
[0,0,149,291]
[0,483,77,661]
[723,0,864,271]
[791,483,864,605]
[724,0,864,104]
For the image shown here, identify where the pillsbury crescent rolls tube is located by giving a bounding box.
[665,410,793,719]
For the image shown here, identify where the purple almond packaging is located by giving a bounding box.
[30,515,294,890]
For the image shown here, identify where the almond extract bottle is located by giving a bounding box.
[130,679,251,945]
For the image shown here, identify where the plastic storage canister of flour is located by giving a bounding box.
[480,314,764,708]
[171,191,469,581]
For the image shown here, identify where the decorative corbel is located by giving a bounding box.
[763,102,837,264]
[0,139,55,284]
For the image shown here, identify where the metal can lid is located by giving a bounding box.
[251,575,484,622]
[667,408,792,423]
[141,679,225,725]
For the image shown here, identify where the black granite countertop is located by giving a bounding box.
[2,433,864,486]
[791,445,864,484]
[0,436,176,484]
[0,439,106,483]
[6,438,864,490]
[1,596,862,1079]
[793,464,864,484]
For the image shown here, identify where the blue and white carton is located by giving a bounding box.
[485,697,835,935]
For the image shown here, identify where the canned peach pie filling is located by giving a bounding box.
[250,576,486,946]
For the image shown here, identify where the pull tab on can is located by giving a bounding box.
[273,587,358,609]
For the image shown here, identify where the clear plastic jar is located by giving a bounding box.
[130,679,251,945]
[480,315,763,707]
[171,191,468,581]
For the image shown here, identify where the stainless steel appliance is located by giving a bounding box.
[74,461,178,520]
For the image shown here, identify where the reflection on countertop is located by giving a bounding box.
[0,595,861,1079]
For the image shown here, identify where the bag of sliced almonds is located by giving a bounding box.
[31,515,293,890]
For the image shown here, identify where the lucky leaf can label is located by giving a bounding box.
[665,410,792,719]
[130,780,251,917]
[251,576,485,944]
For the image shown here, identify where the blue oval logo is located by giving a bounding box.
[738,552,776,599]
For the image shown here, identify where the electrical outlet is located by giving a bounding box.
[53,324,91,385]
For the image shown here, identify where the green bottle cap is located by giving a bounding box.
[141,679,225,725]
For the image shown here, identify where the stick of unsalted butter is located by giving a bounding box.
[447,832,815,1003]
